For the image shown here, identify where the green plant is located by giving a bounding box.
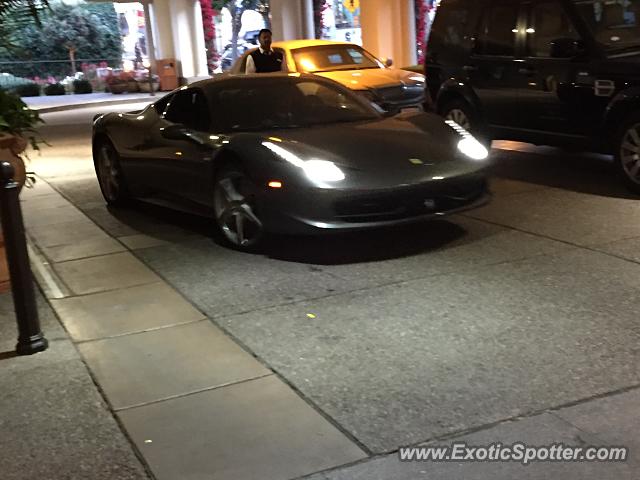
[13,82,40,96]
[72,78,92,94]
[0,87,43,150]
[43,82,64,95]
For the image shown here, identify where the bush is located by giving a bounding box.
[44,83,66,96]
[73,79,92,94]
[13,83,41,97]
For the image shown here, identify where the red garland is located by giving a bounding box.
[200,0,219,73]
[313,0,328,39]
[415,0,430,65]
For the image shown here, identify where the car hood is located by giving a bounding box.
[255,113,486,188]
[314,68,424,90]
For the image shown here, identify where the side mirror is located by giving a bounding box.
[383,57,393,67]
[550,38,584,58]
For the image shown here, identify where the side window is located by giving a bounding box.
[153,93,174,115]
[528,2,579,57]
[428,0,475,54]
[478,2,520,56]
[163,89,211,132]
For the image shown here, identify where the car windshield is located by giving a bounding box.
[291,45,382,73]
[574,0,640,49]
[209,77,380,132]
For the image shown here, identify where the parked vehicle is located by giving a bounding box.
[425,0,640,193]
[92,74,490,250]
[231,40,427,113]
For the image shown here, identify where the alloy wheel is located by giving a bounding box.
[620,122,640,185]
[213,173,262,248]
[445,108,472,131]
[98,144,121,202]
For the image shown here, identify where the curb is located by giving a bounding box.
[29,96,156,114]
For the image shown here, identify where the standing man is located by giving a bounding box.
[245,29,285,73]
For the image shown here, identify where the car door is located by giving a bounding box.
[466,0,529,131]
[517,0,595,136]
[150,88,213,205]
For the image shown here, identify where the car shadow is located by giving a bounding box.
[489,143,637,199]
[261,219,468,265]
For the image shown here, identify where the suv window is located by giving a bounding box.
[478,2,520,56]
[528,2,580,57]
[164,89,211,131]
[428,0,475,52]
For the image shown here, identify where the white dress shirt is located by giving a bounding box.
[245,47,286,74]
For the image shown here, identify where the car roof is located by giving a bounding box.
[272,39,353,50]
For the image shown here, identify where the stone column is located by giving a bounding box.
[361,0,417,67]
[165,0,209,82]
[301,0,315,39]
[149,0,174,60]
[270,0,304,41]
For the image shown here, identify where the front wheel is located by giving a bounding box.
[213,165,264,250]
[95,139,130,206]
[440,99,490,147]
[615,113,640,195]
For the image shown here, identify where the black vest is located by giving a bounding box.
[250,49,283,73]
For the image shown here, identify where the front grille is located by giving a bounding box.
[333,178,487,223]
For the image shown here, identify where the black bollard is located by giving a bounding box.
[0,161,48,355]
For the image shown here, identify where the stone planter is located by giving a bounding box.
[0,133,27,191]
[138,81,160,93]
[126,80,139,93]
[0,133,28,293]
[109,83,127,94]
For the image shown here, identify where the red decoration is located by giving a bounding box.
[200,0,219,73]
[415,0,431,65]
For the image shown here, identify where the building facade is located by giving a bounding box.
[134,0,425,82]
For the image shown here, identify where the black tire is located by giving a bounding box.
[212,164,265,251]
[94,138,130,206]
[439,98,490,146]
[614,112,640,195]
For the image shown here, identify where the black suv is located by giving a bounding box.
[425,0,640,193]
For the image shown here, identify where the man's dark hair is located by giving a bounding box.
[259,29,272,37]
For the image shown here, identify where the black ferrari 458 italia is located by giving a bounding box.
[92,73,491,249]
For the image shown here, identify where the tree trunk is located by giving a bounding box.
[69,47,76,75]
[230,5,244,61]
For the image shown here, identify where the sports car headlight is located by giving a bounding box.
[302,159,345,182]
[262,142,345,182]
[445,120,489,161]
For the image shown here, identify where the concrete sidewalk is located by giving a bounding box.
[3,175,638,479]
[0,291,150,479]
[23,92,156,113]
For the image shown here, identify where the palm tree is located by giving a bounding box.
[0,0,49,50]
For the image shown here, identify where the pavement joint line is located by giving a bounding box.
[547,411,610,445]
[460,212,640,268]
[26,238,70,299]
[204,249,575,325]
[387,381,640,456]
[48,247,132,265]
[53,280,163,299]
[112,372,276,413]
[294,382,640,480]
[71,316,209,345]
[28,275,159,480]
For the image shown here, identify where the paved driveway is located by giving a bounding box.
[31,107,640,456]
